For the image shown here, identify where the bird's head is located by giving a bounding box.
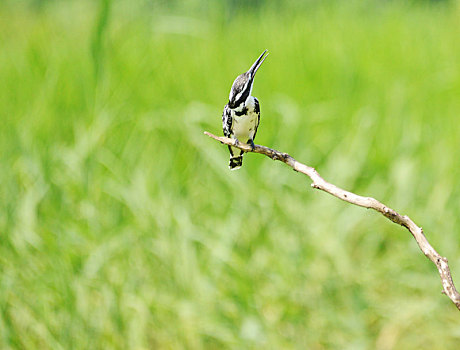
[228,50,268,109]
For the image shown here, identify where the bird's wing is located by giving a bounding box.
[222,104,233,137]
[253,97,261,141]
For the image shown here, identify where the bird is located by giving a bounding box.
[222,50,268,170]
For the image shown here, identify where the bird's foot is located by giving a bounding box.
[247,139,255,151]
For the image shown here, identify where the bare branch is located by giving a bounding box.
[204,131,460,311]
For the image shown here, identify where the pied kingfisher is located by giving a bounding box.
[222,50,268,170]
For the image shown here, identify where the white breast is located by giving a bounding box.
[232,96,258,142]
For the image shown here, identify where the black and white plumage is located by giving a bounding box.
[222,50,268,170]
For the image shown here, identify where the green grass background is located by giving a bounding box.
[1,0,460,348]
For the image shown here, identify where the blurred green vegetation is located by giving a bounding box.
[1,0,460,348]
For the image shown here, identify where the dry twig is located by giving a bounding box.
[204,131,460,311]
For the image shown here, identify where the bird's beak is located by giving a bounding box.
[248,50,268,79]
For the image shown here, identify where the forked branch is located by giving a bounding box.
[204,131,460,311]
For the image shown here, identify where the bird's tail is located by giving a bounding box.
[229,155,243,170]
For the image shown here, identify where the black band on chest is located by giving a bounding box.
[234,107,248,116]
